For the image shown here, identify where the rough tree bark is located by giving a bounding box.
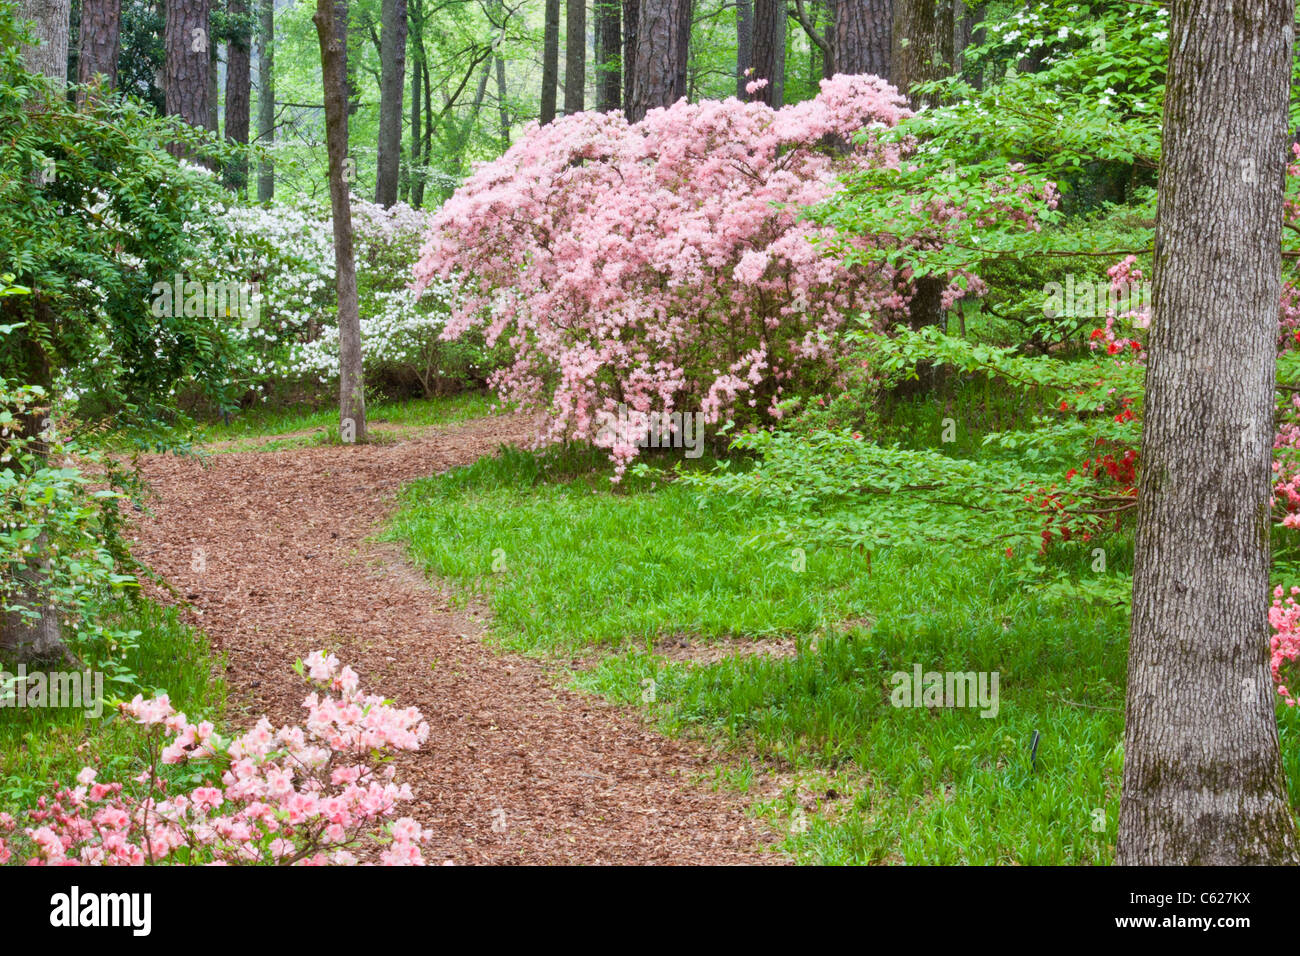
[1117,0,1299,866]
[626,0,680,121]
[834,0,890,79]
[4,2,69,662]
[314,0,367,444]
[164,0,211,139]
[594,0,620,111]
[564,0,585,113]
[621,0,637,108]
[223,0,251,191]
[673,0,689,100]
[76,0,120,102]
[256,0,274,201]
[735,0,752,97]
[890,0,950,108]
[541,0,560,122]
[751,0,784,107]
[374,0,407,206]
[18,0,70,84]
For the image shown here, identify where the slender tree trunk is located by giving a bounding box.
[1117,0,1299,866]
[564,0,586,113]
[834,0,890,79]
[314,0,367,444]
[164,0,211,136]
[76,0,120,102]
[494,0,511,140]
[375,0,407,206]
[736,0,752,96]
[224,0,251,192]
[209,42,219,131]
[495,53,509,144]
[673,0,690,101]
[256,0,274,201]
[541,0,560,122]
[408,0,423,203]
[621,0,637,108]
[626,0,680,121]
[751,0,784,106]
[595,0,620,111]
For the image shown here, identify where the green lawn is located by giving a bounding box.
[386,440,1193,864]
[193,391,495,450]
[0,599,226,811]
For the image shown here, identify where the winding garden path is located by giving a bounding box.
[131,412,782,865]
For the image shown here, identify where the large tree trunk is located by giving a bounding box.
[17,0,70,84]
[76,0,120,102]
[751,0,784,106]
[223,0,251,192]
[164,0,211,138]
[890,0,950,107]
[891,0,949,336]
[375,0,407,206]
[735,0,752,97]
[834,0,890,80]
[540,0,560,123]
[626,0,680,121]
[5,4,69,663]
[314,0,367,445]
[594,0,620,111]
[1117,0,1298,866]
[564,0,586,113]
[256,0,274,201]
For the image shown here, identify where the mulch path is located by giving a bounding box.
[131,411,784,865]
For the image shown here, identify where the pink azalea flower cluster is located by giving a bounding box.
[0,652,434,866]
[413,75,924,478]
[1270,586,1300,707]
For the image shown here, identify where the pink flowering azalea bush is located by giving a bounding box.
[414,75,934,478]
[0,652,434,865]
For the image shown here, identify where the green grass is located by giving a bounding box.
[0,599,226,811]
[387,439,1157,864]
[195,391,495,447]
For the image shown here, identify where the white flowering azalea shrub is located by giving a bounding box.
[201,198,493,402]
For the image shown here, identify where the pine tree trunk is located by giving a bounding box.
[1117,0,1299,866]
[621,0,637,108]
[314,0,367,445]
[224,0,251,192]
[751,0,784,106]
[256,0,274,201]
[890,0,950,107]
[735,0,752,96]
[626,0,680,121]
[564,0,586,113]
[164,0,210,157]
[76,0,120,102]
[375,0,407,206]
[673,0,690,101]
[541,0,560,123]
[834,0,890,80]
[594,0,620,111]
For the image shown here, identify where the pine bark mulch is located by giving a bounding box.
[131,412,785,865]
